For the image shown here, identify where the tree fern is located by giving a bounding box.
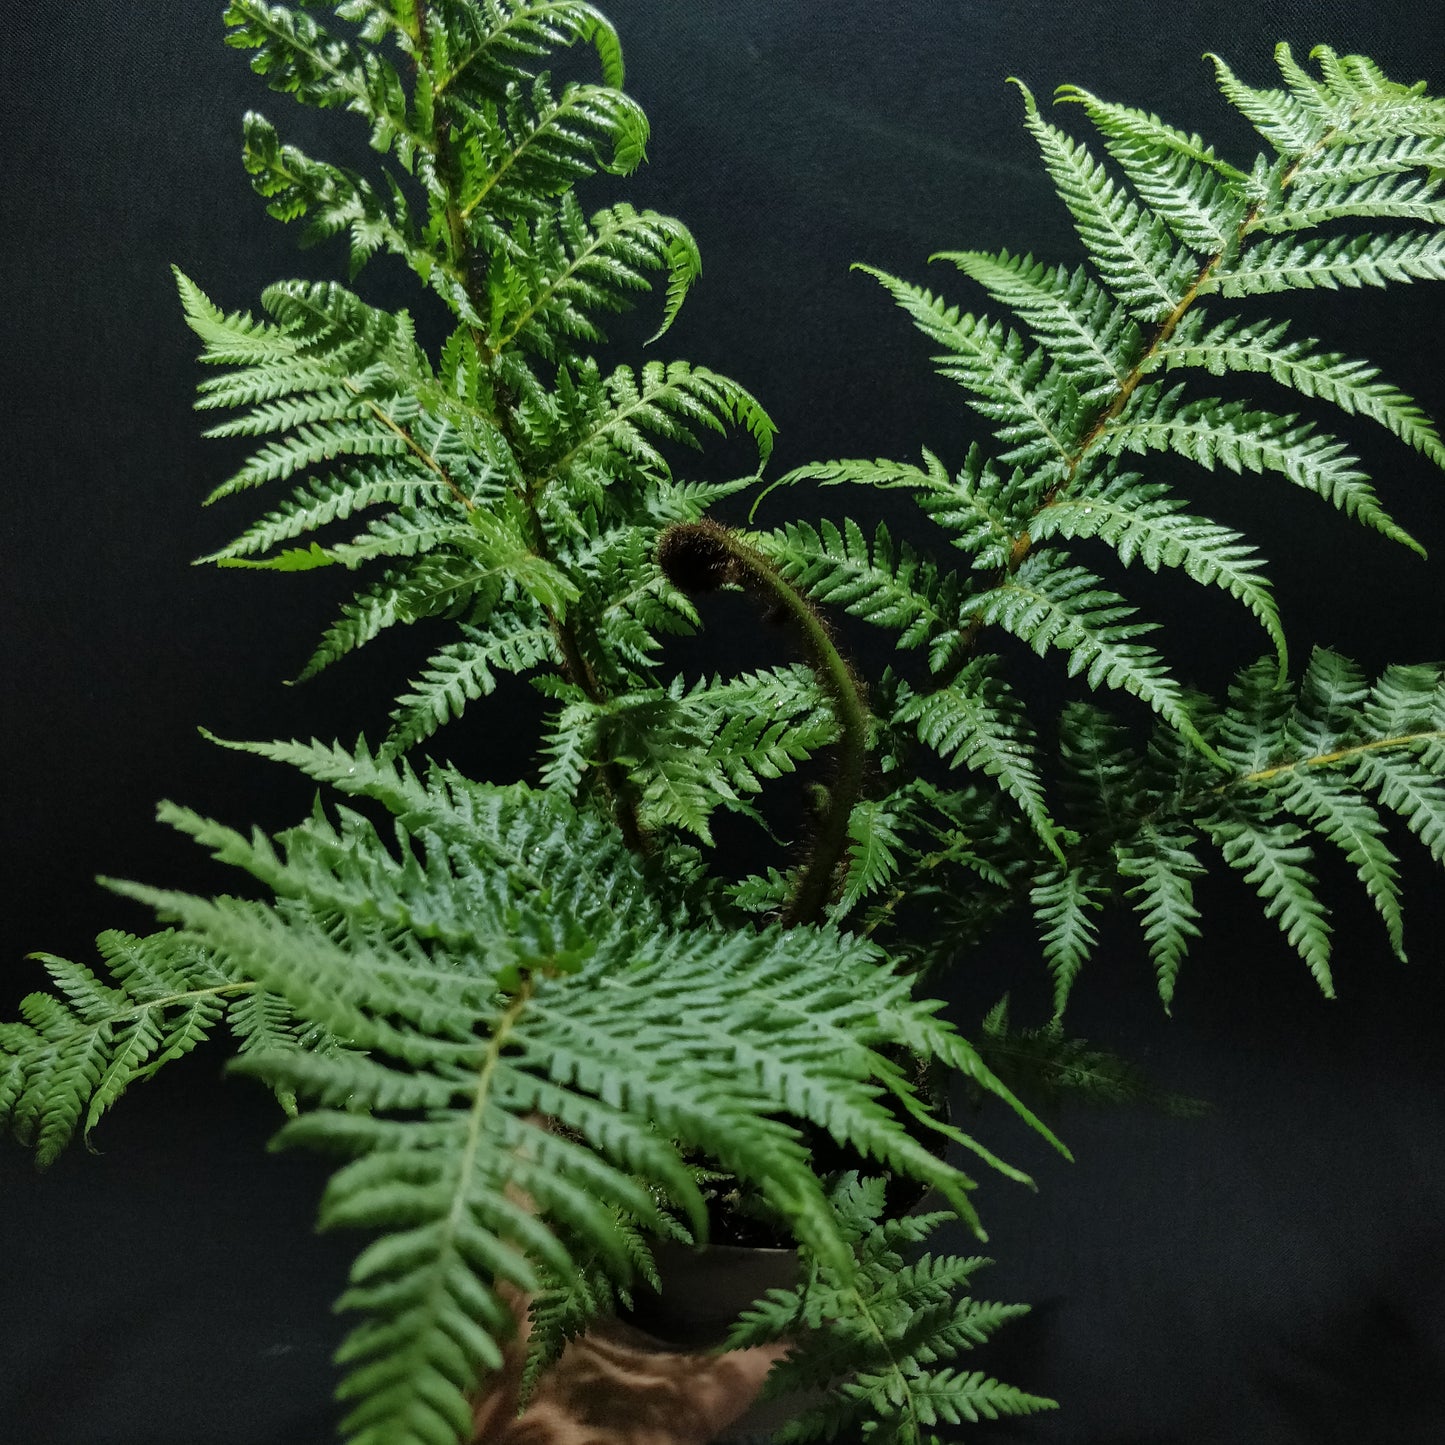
[9,22,1445,1445]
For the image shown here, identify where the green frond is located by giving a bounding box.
[1206,52,1322,155]
[427,2,626,101]
[1355,753,1445,865]
[1150,315,1445,469]
[454,76,648,230]
[760,518,957,654]
[1286,646,1371,755]
[894,662,1061,860]
[238,110,417,278]
[544,357,773,484]
[911,445,1039,573]
[1030,865,1109,1016]
[836,798,907,917]
[1056,699,1142,835]
[1115,824,1205,1011]
[536,686,595,799]
[199,470,457,564]
[1030,470,1286,673]
[1104,384,1422,555]
[752,452,951,519]
[296,552,496,682]
[1205,807,1334,995]
[1278,770,1404,960]
[855,264,1085,470]
[1014,81,1198,320]
[0,932,242,1166]
[96,750,1040,1443]
[1055,83,1250,182]
[1056,85,1250,252]
[225,1,418,156]
[933,250,1140,398]
[1211,228,1445,296]
[726,1176,1054,1445]
[1214,656,1294,773]
[1363,661,1445,737]
[1261,170,1445,233]
[964,550,1218,760]
[223,416,415,493]
[175,266,300,368]
[1285,133,1445,188]
[978,1000,1208,1114]
[687,666,837,796]
[385,613,558,755]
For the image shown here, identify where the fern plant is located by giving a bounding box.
[5,10,1445,1445]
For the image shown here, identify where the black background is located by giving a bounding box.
[3,2,1444,1442]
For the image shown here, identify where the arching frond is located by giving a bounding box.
[93,743,1048,1443]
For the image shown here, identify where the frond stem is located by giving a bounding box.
[453,979,535,1244]
[657,522,871,925]
[1227,729,1445,788]
[345,380,475,511]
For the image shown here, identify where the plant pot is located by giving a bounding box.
[621,1240,825,1444]
[469,1241,821,1444]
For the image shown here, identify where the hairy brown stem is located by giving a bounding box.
[658,521,872,926]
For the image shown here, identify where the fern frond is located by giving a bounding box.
[1283,133,1445,187]
[1030,865,1109,1016]
[1015,81,1198,320]
[1203,808,1334,995]
[453,75,648,231]
[727,1175,1054,1445]
[1029,470,1286,673]
[933,250,1140,399]
[1056,85,1251,246]
[1278,770,1404,959]
[427,2,626,102]
[543,357,773,485]
[100,746,1047,1444]
[1211,228,1445,296]
[836,798,907,917]
[385,613,559,755]
[894,662,1060,859]
[296,552,494,681]
[1150,316,1445,469]
[225,1,419,156]
[855,265,1085,471]
[1355,753,1445,865]
[964,550,1216,759]
[199,471,456,563]
[0,932,244,1166]
[237,110,419,277]
[1206,52,1322,155]
[1115,824,1205,1011]
[1104,385,1421,555]
[761,518,957,655]
[1261,171,1445,233]
[492,200,701,356]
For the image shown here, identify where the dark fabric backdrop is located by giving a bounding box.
[3,3,1443,1442]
